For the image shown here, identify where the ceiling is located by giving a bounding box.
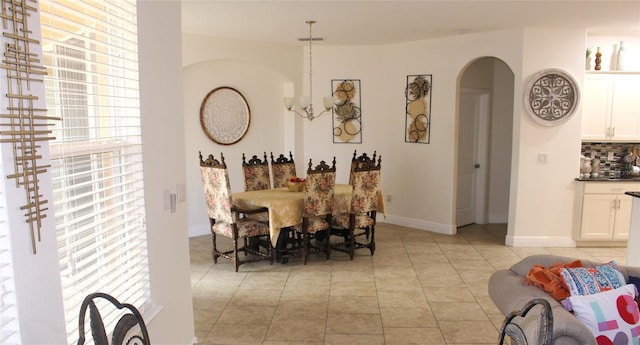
[181,1,640,46]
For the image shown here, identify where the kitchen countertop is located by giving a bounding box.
[626,192,640,198]
[575,177,640,182]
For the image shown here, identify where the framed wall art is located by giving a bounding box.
[200,86,251,145]
[523,68,579,126]
[405,74,432,144]
[332,79,362,144]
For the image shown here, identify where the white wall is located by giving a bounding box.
[489,59,515,223]
[184,27,601,247]
[586,35,640,72]
[138,2,195,344]
[299,30,526,234]
[458,57,514,225]
[182,34,304,237]
[1,3,77,343]
[507,28,586,246]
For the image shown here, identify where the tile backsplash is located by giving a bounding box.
[581,142,640,178]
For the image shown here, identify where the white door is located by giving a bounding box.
[456,90,489,227]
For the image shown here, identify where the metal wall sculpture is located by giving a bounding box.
[332,79,362,144]
[1,0,59,253]
[405,75,432,143]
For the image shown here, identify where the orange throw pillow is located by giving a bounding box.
[525,260,583,301]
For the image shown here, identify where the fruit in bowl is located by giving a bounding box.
[287,177,305,192]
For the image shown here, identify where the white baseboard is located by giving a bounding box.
[189,225,209,237]
[190,215,576,248]
[488,212,508,223]
[380,214,455,235]
[189,214,456,237]
[505,234,576,247]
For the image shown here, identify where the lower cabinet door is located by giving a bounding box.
[580,194,616,239]
[613,195,633,240]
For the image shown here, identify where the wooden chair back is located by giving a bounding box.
[271,151,296,188]
[350,153,381,214]
[303,157,337,217]
[199,151,233,223]
[349,150,377,185]
[242,152,270,191]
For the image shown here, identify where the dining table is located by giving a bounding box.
[232,184,354,247]
[232,183,385,262]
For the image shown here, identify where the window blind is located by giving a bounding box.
[0,161,19,345]
[39,0,150,343]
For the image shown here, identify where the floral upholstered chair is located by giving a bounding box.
[348,150,377,186]
[270,151,297,188]
[200,151,273,272]
[292,157,336,264]
[330,152,381,260]
[242,152,271,191]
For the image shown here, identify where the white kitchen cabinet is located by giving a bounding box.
[573,182,640,243]
[581,73,640,141]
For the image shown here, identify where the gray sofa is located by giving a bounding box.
[489,254,640,345]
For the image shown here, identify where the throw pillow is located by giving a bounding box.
[629,276,640,312]
[563,284,640,345]
[525,259,583,300]
[628,275,640,295]
[560,261,626,296]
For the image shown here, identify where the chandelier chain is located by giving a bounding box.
[308,20,313,110]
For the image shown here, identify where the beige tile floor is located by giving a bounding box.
[190,223,627,345]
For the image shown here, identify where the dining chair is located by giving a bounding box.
[348,150,377,186]
[292,157,336,264]
[242,152,271,191]
[200,151,273,271]
[270,151,297,188]
[330,152,381,260]
[77,292,149,345]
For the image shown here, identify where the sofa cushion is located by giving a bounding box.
[563,284,640,345]
[525,259,582,301]
[560,261,626,296]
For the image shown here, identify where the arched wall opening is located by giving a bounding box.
[455,56,515,242]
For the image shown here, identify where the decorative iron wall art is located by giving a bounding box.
[405,75,432,143]
[0,0,60,254]
[332,79,362,144]
[524,69,579,126]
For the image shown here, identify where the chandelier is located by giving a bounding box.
[284,20,333,121]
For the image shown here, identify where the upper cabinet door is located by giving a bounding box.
[610,74,640,141]
[582,74,613,141]
[581,73,640,142]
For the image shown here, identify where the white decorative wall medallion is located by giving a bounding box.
[524,69,580,127]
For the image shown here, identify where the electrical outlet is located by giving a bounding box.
[386,194,392,203]
[608,151,615,161]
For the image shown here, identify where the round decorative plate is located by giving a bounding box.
[200,87,250,145]
[524,69,580,126]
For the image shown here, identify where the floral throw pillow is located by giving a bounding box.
[560,261,626,296]
[562,284,640,345]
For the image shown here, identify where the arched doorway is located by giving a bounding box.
[455,57,514,234]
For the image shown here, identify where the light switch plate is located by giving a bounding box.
[538,152,549,163]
